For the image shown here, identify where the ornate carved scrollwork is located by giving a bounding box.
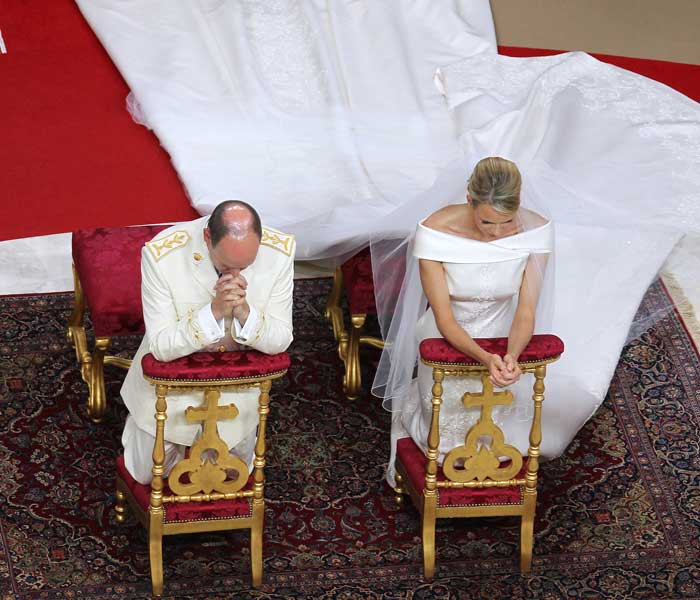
[443,375,523,482]
[168,388,249,496]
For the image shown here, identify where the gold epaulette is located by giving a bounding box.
[260,227,295,257]
[146,230,191,262]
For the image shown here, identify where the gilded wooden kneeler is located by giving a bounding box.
[114,349,290,596]
[394,334,564,579]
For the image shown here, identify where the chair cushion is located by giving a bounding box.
[116,455,253,523]
[341,247,377,316]
[396,437,528,507]
[72,225,170,337]
[419,335,564,366]
[142,351,291,381]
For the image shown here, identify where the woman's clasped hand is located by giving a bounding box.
[488,353,523,387]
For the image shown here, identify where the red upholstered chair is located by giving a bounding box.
[115,350,290,596]
[325,247,385,399]
[68,225,170,421]
[394,335,564,579]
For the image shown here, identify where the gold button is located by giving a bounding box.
[193,252,202,262]
[219,345,226,352]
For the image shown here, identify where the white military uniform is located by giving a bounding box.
[121,216,295,483]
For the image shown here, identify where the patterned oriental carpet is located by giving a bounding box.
[1,279,699,600]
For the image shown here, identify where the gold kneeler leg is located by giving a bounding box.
[341,314,365,400]
[68,264,134,423]
[520,364,546,572]
[87,337,110,422]
[325,267,345,340]
[67,265,109,423]
[115,489,127,524]
[421,497,437,580]
[326,264,387,400]
[394,472,405,506]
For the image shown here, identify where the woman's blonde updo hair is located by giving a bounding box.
[467,157,521,214]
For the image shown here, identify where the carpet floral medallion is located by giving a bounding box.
[0,279,699,599]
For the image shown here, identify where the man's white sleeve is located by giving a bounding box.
[233,305,259,342]
[198,304,226,341]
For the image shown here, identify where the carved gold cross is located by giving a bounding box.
[186,389,239,437]
[462,375,514,421]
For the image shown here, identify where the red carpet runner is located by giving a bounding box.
[0,0,198,241]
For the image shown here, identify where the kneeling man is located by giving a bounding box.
[121,200,295,483]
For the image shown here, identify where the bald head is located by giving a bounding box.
[204,200,262,276]
[207,200,262,246]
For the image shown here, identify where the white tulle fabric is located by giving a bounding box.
[75,1,700,479]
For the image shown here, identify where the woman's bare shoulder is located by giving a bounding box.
[423,204,466,230]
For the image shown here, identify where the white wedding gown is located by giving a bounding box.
[392,220,555,477]
[75,1,700,471]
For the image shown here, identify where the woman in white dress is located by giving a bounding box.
[382,157,554,487]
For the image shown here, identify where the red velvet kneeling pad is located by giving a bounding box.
[72,225,170,337]
[142,351,291,381]
[419,335,564,366]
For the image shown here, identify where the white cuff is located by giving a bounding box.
[233,305,259,343]
[197,304,225,344]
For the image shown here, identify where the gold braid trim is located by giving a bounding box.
[146,230,191,262]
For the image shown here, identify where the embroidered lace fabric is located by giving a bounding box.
[438,52,700,236]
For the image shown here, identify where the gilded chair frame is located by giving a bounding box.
[115,369,286,596]
[325,266,384,400]
[394,355,561,579]
[67,264,131,422]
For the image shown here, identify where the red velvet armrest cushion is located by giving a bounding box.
[141,350,291,381]
[419,335,564,366]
